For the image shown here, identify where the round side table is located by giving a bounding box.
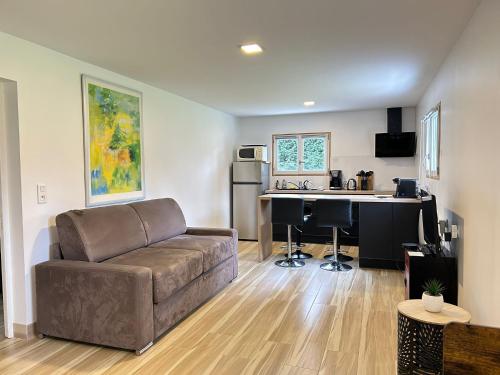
[397,299,471,375]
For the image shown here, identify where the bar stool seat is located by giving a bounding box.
[272,198,306,268]
[315,199,353,272]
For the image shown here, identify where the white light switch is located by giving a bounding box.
[37,183,47,204]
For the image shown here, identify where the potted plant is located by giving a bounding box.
[422,279,445,313]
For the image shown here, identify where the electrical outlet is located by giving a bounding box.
[451,224,459,239]
[37,183,47,204]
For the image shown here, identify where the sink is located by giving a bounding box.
[271,189,324,192]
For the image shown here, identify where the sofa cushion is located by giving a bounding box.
[149,234,233,272]
[129,198,187,245]
[56,205,147,262]
[103,247,203,303]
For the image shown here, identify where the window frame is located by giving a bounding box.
[272,132,331,176]
[421,103,441,180]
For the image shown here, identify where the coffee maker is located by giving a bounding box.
[393,178,418,198]
[329,170,343,190]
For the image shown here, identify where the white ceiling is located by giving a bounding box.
[0,0,479,116]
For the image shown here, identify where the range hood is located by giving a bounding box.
[375,108,416,157]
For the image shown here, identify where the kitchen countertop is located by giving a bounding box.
[265,189,394,195]
[260,193,421,204]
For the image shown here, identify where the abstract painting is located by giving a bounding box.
[82,75,145,206]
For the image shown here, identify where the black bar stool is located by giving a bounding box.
[324,227,353,262]
[290,213,313,259]
[315,199,353,272]
[272,198,306,268]
[279,218,312,259]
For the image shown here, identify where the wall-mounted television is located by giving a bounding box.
[375,132,416,157]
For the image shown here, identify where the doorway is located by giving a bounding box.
[0,248,3,339]
[0,78,22,339]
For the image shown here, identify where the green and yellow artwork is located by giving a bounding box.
[82,76,144,206]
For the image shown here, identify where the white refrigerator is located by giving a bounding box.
[232,161,269,240]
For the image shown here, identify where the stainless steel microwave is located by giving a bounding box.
[237,145,268,162]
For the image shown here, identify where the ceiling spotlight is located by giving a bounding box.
[304,101,315,107]
[240,43,263,55]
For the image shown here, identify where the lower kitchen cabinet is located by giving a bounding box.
[359,201,420,269]
[359,203,393,267]
[393,203,421,262]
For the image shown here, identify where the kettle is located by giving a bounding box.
[347,178,357,190]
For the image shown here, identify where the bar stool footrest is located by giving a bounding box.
[290,250,313,259]
[324,253,353,262]
[320,261,352,272]
[275,258,306,268]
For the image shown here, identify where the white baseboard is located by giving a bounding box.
[13,322,36,340]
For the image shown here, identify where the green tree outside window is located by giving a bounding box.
[274,133,329,174]
[276,138,298,171]
[303,137,326,171]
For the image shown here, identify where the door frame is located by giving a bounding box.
[0,173,15,338]
[0,79,18,338]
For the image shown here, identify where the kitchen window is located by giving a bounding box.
[272,132,330,175]
[422,104,440,179]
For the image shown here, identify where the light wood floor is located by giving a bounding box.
[0,241,404,375]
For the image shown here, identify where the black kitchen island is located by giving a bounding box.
[258,193,421,269]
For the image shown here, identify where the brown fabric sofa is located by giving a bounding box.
[35,198,238,354]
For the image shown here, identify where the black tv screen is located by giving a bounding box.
[375,132,416,157]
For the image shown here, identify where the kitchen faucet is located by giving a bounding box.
[275,180,311,190]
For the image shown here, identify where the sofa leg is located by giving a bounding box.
[135,341,153,356]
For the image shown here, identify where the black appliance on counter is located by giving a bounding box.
[329,170,342,190]
[394,178,418,198]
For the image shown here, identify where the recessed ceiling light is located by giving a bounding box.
[304,101,315,107]
[240,43,263,55]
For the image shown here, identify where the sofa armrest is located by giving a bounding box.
[186,227,237,238]
[36,260,154,351]
[186,227,238,251]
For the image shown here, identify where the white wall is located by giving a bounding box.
[0,31,236,326]
[237,108,418,190]
[417,0,500,326]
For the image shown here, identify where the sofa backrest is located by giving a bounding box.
[129,198,187,245]
[56,204,148,262]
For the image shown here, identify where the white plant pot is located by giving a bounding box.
[422,292,444,313]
